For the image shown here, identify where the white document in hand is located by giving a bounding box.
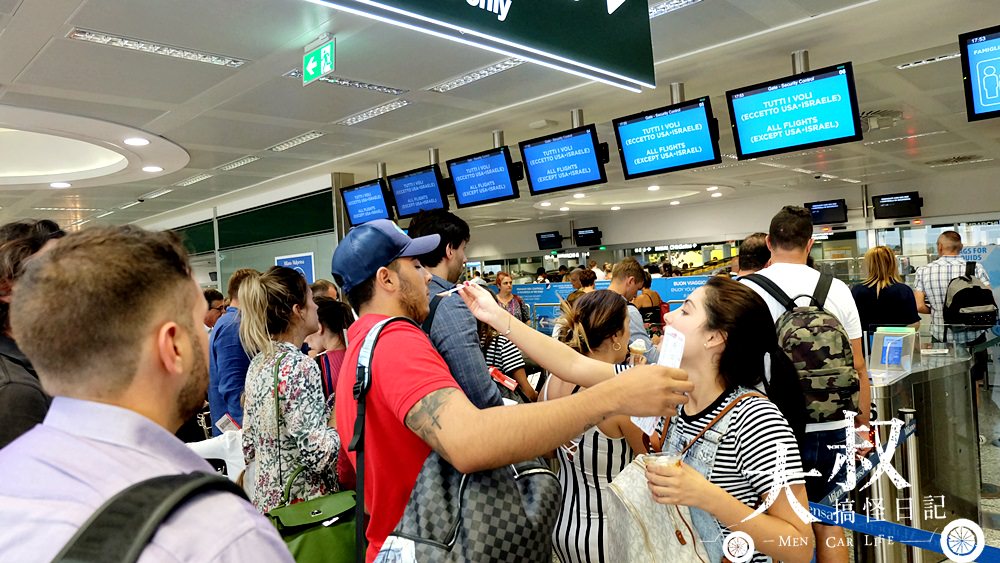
[632,327,685,436]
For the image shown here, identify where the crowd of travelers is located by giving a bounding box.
[0,203,992,562]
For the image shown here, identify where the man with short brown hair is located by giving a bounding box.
[311,279,338,300]
[208,267,259,435]
[609,258,658,363]
[0,226,290,561]
[203,288,225,330]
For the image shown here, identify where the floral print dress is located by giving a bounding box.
[242,341,340,513]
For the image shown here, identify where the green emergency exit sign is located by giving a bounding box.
[302,39,336,86]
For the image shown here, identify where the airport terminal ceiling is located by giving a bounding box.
[0,0,998,234]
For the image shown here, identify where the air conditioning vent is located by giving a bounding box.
[859,110,903,133]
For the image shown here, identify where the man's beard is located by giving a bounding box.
[399,274,430,324]
[177,331,209,422]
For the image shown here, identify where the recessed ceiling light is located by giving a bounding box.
[34,207,101,212]
[559,207,570,211]
[142,165,163,173]
[711,192,723,198]
[429,58,525,93]
[706,186,719,191]
[283,69,408,96]
[611,206,621,211]
[573,193,586,199]
[648,0,703,19]
[49,182,71,188]
[68,28,246,68]
[217,156,260,171]
[540,201,552,207]
[119,201,142,210]
[141,188,172,200]
[95,211,114,219]
[335,101,410,127]
[670,200,680,206]
[174,173,212,187]
[124,137,149,146]
[268,131,326,152]
[896,52,960,70]
[648,185,660,191]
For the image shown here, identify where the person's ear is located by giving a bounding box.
[375,266,396,292]
[0,280,12,304]
[805,238,815,253]
[765,235,774,252]
[704,329,727,351]
[155,322,185,376]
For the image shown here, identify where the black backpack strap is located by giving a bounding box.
[420,295,445,334]
[813,273,835,310]
[350,316,421,563]
[966,261,977,279]
[52,473,246,563]
[743,274,796,311]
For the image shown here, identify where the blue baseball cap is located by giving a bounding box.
[332,219,440,294]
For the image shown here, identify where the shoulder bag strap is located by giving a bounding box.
[52,473,246,563]
[270,352,292,506]
[350,316,421,563]
[813,273,835,310]
[679,392,766,456]
[743,274,796,312]
[420,294,445,334]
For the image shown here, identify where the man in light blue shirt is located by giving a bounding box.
[0,226,291,562]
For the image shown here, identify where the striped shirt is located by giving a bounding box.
[482,335,526,375]
[912,256,990,343]
[672,389,805,563]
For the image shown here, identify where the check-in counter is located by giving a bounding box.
[854,348,978,562]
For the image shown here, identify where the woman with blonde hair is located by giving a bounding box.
[851,246,920,344]
[545,290,647,563]
[239,266,341,512]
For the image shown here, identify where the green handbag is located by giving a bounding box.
[263,352,356,562]
[266,466,357,562]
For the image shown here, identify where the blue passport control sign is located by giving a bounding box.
[960,24,1000,121]
[727,63,863,159]
[275,252,316,284]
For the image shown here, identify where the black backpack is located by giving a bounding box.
[52,473,247,562]
[943,262,998,329]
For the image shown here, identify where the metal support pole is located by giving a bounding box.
[570,109,584,128]
[428,148,439,166]
[212,206,221,288]
[862,184,871,220]
[792,49,810,74]
[376,162,387,179]
[492,130,505,149]
[669,82,685,104]
[899,408,923,563]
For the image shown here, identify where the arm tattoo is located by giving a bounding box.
[405,388,459,459]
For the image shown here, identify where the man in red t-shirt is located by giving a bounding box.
[332,220,693,561]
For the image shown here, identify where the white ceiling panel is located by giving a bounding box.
[218,75,400,123]
[0,91,166,127]
[165,116,307,151]
[71,0,336,61]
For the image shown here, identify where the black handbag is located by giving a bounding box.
[350,317,562,563]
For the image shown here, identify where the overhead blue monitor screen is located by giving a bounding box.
[341,179,391,226]
[960,24,1000,122]
[613,96,722,180]
[518,124,607,196]
[447,147,521,208]
[726,62,863,160]
[387,165,447,219]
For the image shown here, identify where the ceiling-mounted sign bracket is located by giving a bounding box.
[302,0,655,91]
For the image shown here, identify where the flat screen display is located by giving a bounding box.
[872,192,922,220]
[726,62,863,160]
[519,125,607,196]
[536,231,563,250]
[341,179,392,226]
[805,199,848,225]
[387,165,447,219]
[573,227,602,247]
[960,24,1000,122]
[613,96,722,179]
[446,147,521,208]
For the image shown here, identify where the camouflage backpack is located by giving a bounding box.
[744,273,861,424]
